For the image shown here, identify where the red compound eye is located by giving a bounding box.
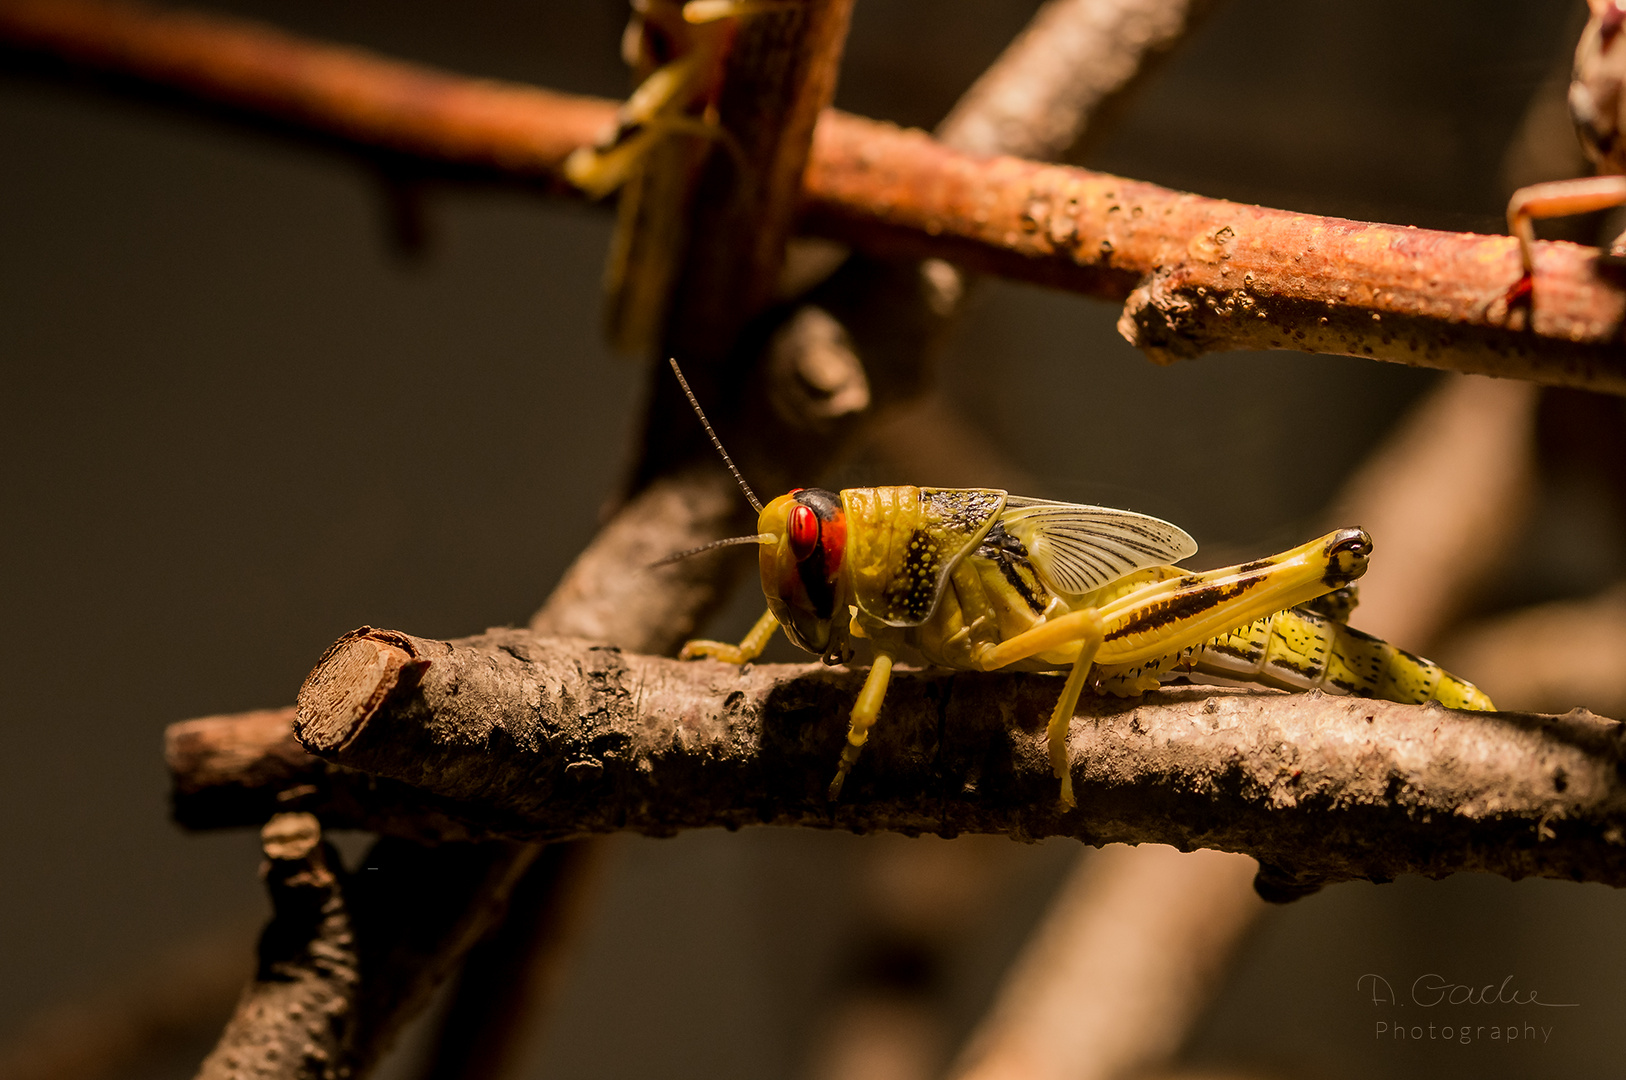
[788,504,819,562]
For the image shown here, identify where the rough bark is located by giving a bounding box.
[195,814,359,1080]
[281,627,1626,892]
[187,815,539,1080]
[167,707,491,843]
[6,0,1625,391]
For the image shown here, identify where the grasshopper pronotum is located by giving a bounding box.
[665,362,1493,808]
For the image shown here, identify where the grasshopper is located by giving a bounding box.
[1505,0,1626,300]
[665,363,1493,807]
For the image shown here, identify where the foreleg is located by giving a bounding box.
[829,652,894,801]
[679,607,779,665]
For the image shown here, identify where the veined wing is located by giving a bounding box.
[999,497,1198,597]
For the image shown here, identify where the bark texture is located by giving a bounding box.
[195,815,358,1080]
[167,707,491,843]
[286,627,1626,892]
[190,813,538,1080]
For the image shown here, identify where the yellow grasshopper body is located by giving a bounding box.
[665,364,1494,808]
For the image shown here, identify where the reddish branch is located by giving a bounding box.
[0,0,607,190]
[802,116,1626,393]
[4,0,1623,391]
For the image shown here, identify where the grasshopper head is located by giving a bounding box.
[758,488,850,658]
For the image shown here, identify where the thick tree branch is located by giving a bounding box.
[5,0,1625,392]
[280,627,1626,891]
[167,707,493,843]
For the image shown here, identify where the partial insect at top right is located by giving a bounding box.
[1506,0,1626,298]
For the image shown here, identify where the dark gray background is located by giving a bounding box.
[3,2,1622,1078]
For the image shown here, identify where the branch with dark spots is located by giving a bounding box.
[6,0,1626,391]
[800,116,1626,394]
[275,626,1626,893]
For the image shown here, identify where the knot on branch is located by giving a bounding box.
[1118,267,1204,364]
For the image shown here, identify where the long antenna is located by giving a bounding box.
[668,358,763,513]
[650,532,778,568]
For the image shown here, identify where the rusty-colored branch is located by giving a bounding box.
[935,0,1216,162]
[6,0,1625,391]
[0,0,607,190]
[802,115,1626,394]
[277,627,1626,891]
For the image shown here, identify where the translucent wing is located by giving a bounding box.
[999,497,1198,597]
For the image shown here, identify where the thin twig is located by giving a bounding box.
[0,0,606,189]
[6,0,1625,391]
[282,627,1626,891]
[935,0,1216,163]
